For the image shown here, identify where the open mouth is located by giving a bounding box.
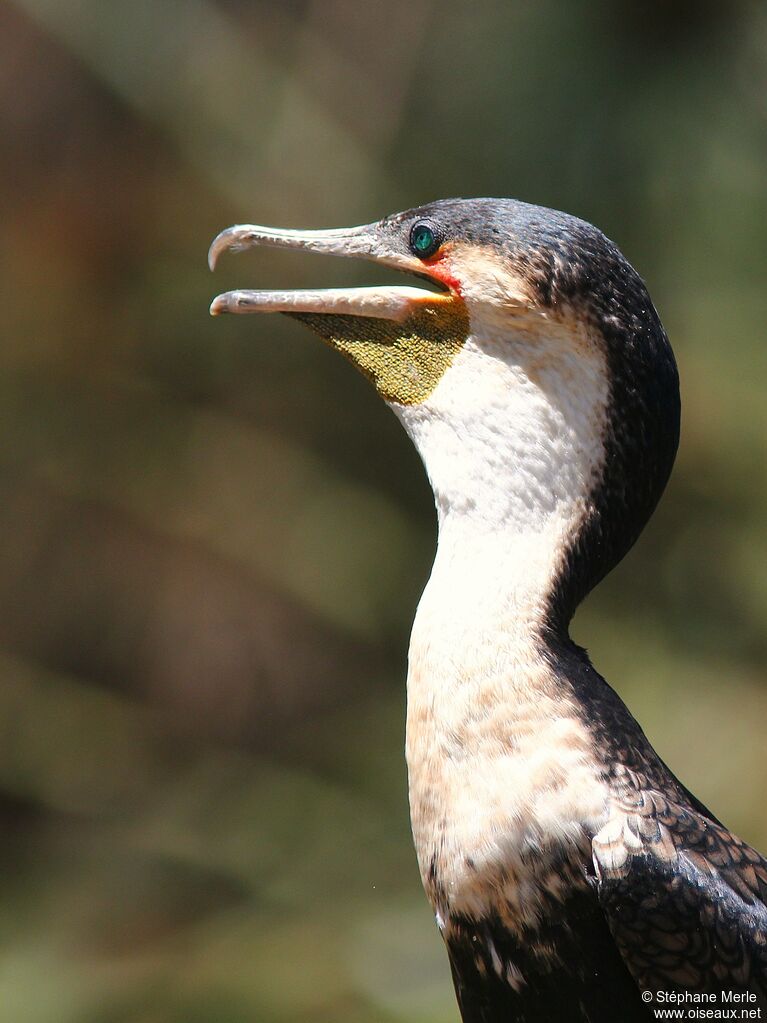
[208,222,455,322]
[207,219,469,405]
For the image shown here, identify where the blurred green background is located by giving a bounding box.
[1,1,766,1020]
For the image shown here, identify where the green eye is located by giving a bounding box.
[409,222,440,259]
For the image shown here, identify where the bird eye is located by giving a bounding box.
[409,222,441,259]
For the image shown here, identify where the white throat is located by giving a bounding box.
[395,309,609,629]
[392,313,611,926]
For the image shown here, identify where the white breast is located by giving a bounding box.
[405,541,610,932]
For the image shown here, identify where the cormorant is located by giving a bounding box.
[208,199,767,1021]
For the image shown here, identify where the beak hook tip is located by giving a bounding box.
[208,237,224,272]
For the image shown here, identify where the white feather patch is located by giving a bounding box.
[392,302,612,931]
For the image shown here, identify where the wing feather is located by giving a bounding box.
[594,764,767,998]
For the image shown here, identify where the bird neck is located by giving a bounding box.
[395,327,618,920]
[408,514,568,721]
[425,514,568,650]
[404,502,609,926]
[395,324,609,639]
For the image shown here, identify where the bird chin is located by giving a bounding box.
[285,299,470,406]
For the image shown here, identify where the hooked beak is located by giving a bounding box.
[207,218,469,406]
[207,222,452,320]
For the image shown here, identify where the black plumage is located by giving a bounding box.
[442,639,767,1020]
[208,198,767,1022]
[431,202,767,1018]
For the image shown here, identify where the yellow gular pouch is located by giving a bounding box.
[288,299,470,406]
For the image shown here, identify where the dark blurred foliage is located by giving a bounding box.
[0,1,765,1019]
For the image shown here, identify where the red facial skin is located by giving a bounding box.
[422,249,464,297]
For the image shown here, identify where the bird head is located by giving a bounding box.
[209,198,679,629]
